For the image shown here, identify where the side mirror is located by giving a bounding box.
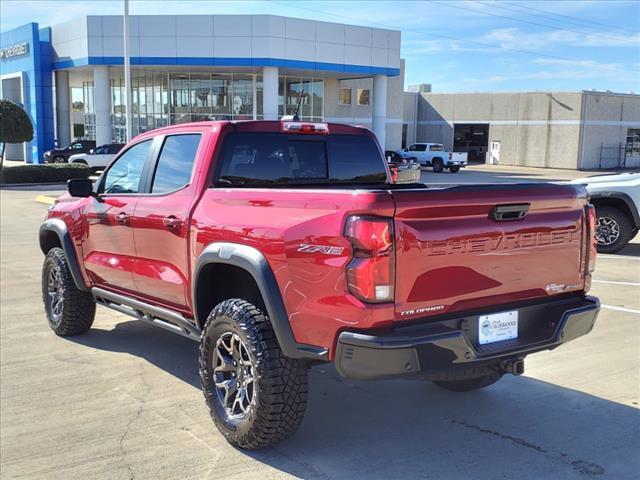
[68,178,96,199]
[402,148,408,152]
[89,149,95,154]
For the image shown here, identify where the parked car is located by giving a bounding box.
[40,120,599,450]
[569,172,640,253]
[386,151,421,184]
[43,140,96,164]
[397,143,467,173]
[69,143,125,172]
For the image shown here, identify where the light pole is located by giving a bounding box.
[123,0,133,142]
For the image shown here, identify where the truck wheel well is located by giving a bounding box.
[40,230,62,253]
[590,197,633,223]
[195,263,267,330]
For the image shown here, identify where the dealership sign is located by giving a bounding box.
[0,42,30,60]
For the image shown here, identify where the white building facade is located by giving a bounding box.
[0,14,403,163]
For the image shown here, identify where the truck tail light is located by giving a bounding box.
[448,153,452,160]
[281,122,329,134]
[585,204,597,274]
[344,216,395,303]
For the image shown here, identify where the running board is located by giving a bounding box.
[92,287,202,341]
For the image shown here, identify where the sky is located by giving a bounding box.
[1,0,639,93]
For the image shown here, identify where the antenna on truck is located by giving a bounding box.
[281,88,304,122]
[293,88,304,121]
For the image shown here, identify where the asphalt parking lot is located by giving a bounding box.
[1,166,639,479]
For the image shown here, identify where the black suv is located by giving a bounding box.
[43,140,96,164]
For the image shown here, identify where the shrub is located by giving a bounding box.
[0,163,91,185]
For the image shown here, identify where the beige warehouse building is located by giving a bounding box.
[403,89,640,170]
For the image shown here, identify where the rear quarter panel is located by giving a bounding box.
[191,188,396,351]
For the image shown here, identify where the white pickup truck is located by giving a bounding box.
[397,143,467,173]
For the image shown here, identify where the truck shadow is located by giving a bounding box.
[70,320,640,479]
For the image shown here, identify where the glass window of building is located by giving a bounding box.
[311,79,323,121]
[232,74,254,120]
[338,88,351,106]
[211,74,231,119]
[357,89,370,106]
[278,76,323,121]
[191,73,212,121]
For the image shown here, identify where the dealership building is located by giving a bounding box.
[1,14,403,163]
[1,13,639,169]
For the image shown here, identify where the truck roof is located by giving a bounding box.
[134,120,372,138]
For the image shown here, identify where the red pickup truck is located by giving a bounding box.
[40,120,600,449]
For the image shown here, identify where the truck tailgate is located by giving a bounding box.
[391,184,588,321]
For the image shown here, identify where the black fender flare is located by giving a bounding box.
[589,192,640,228]
[192,242,328,361]
[39,219,88,291]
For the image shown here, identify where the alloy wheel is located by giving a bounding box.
[47,265,65,323]
[596,216,620,246]
[213,332,256,419]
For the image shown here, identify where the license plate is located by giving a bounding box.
[478,310,518,345]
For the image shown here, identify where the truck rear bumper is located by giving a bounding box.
[335,295,599,380]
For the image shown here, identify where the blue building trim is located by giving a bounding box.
[52,56,401,77]
[1,22,54,163]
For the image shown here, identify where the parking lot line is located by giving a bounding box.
[601,304,640,314]
[593,279,640,286]
[35,195,56,205]
[597,254,640,261]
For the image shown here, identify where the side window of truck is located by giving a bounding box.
[103,140,152,194]
[150,134,201,194]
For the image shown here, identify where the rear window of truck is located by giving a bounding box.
[216,133,387,186]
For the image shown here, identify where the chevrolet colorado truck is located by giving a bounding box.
[40,120,600,450]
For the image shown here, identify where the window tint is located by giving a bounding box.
[415,144,427,152]
[94,145,108,154]
[217,133,386,186]
[327,135,387,183]
[151,134,201,193]
[108,144,124,154]
[103,140,151,194]
[429,144,444,151]
[288,141,327,179]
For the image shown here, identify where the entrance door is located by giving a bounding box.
[490,140,501,165]
[82,139,153,292]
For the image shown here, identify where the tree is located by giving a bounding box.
[0,100,34,170]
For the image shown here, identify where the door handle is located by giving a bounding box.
[490,203,530,221]
[163,215,182,230]
[116,212,130,225]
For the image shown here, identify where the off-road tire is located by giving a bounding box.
[200,299,308,450]
[434,370,503,392]
[449,165,461,173]
[42,247,95,336]
[594,206,634,254]
[432,158,444,173]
